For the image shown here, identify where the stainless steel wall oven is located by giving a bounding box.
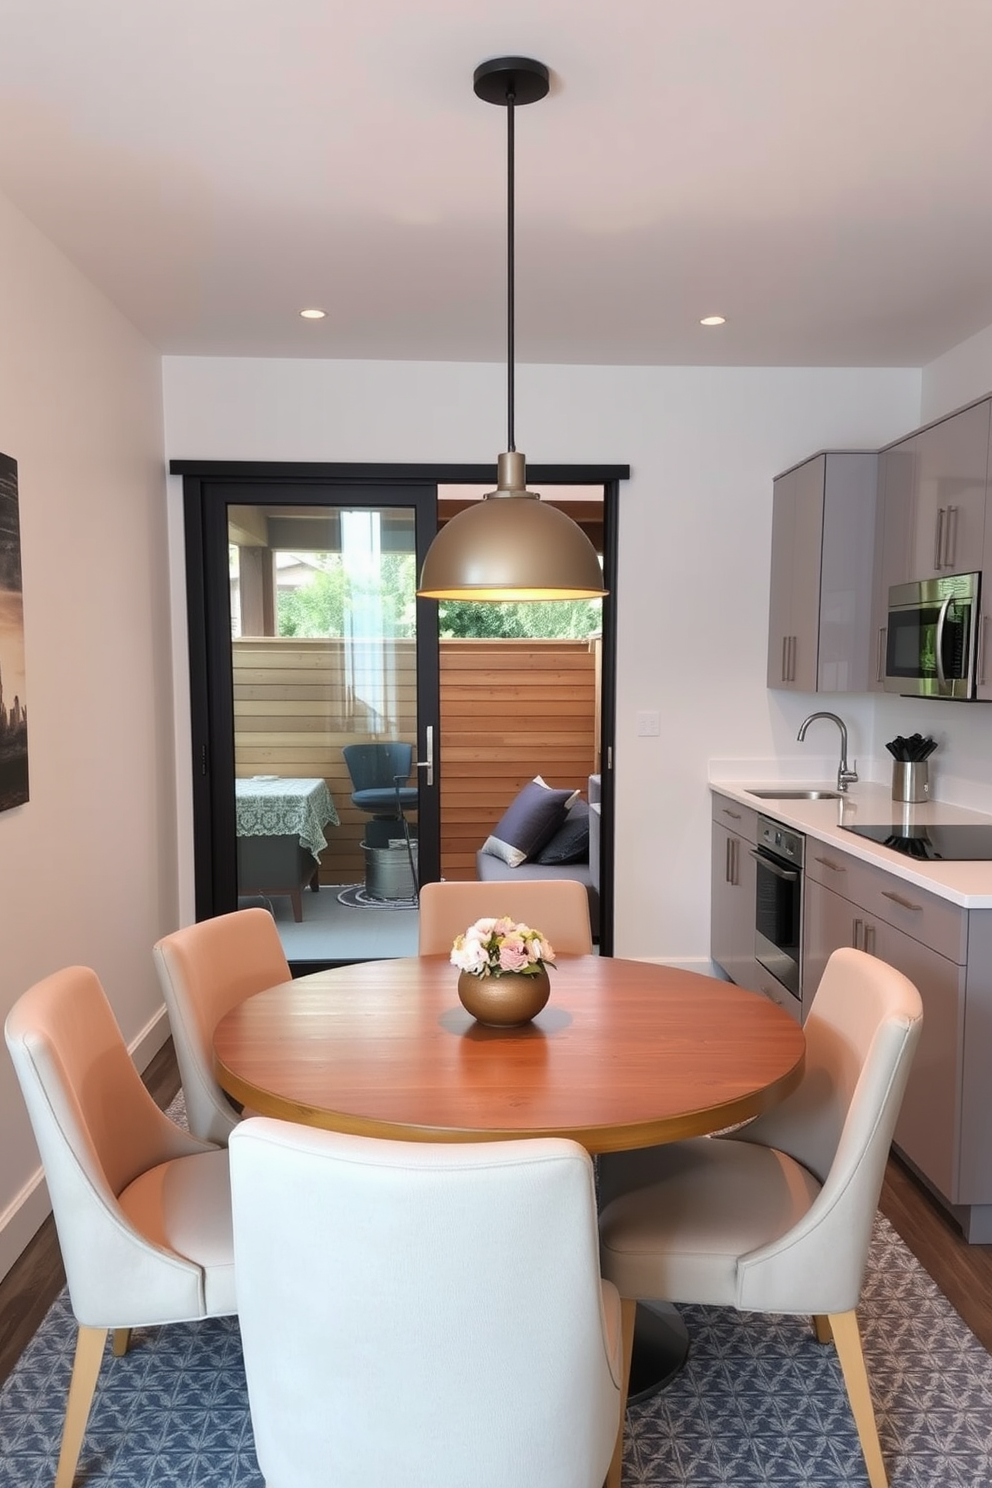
[751,815,804,1008]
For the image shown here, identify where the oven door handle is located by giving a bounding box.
[934,594,953,688]
[749,848,799,882]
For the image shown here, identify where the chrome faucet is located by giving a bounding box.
[797,711,859,793]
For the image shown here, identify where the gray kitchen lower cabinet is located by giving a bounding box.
[803,847,992,1242]
[804,874,963,1205]
[710,795,761,991]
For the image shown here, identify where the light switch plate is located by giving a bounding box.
[636,710,661,737]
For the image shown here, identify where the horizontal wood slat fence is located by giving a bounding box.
[232,636,599,884]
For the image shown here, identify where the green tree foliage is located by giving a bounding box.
[277,554,417,638]
[275,551,601,640]
[436,598,602,639]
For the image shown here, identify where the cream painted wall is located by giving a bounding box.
[162,357,921,962]
[0,192,175,1279]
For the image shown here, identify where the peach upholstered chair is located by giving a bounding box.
[4,966,235,1488]
[418,877,594,956]
[153,906,290,1144]
[598,946,923,1488]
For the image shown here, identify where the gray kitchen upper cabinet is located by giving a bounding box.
[874,400,990,599]
[869,435,916,691]
[911,400,990,582]
[767,451,878,692]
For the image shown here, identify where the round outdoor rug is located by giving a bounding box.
[337,884,418,911]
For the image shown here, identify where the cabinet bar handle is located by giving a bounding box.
[731,837,739,887]
[946,504,959,569]
[881,889,923,912]
[814,855,846,872]
[790,634,797,682]
[934,506,945,569]
[979,614,989,688]
[721,807,741,820]
[852,917,864,950]
[876,626,887,684]
[726,836,733,884]
[865,923,877,956]
[781,635,788,682]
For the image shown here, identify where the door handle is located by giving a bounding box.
[414,724,434,787]
[749,849,798,882]
[876,626,887,684]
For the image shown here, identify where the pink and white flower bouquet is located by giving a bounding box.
[450,917,556,979]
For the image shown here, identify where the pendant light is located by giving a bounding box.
[417,57,608,602]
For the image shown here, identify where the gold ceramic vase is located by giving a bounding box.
[457,966,551,1028]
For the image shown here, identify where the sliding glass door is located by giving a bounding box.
[184,476,440,967]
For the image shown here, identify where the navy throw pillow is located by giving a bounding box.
[481,777,579,867]
[534,799,590,865]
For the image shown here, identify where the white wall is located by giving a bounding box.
[922,323,992,423]
[163,357,921,961]
[0,191,174,1279]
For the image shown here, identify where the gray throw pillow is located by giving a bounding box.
[534,799,590,865]
[481,776,580,867]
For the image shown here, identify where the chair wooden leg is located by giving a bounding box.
[828,1309,888,1488]
[112,1327,132,1356]
[606,1297,636,1488]
[55,1326,107,1488]
[812,1314,833,1344]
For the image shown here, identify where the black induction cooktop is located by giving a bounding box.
[842,823,992,860]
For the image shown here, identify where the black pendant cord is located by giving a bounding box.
[506,86,516,454]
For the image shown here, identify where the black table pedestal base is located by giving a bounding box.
[626,1301,690,1404]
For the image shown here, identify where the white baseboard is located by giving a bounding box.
[0,1004,172,1286]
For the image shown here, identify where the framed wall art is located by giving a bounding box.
[0,451,28,811]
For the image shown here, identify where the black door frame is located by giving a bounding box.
[174,459,627,957]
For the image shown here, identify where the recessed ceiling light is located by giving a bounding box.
[700,315,726,327]
[300,307,326,320]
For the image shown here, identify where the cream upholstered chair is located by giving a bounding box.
[597,946,923,1488]
[153,906,290,1144]
[4,966,235,1488]
[418,877,594,956]
[229,1118,622,1488]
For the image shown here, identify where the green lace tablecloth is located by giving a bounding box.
[235,777,340,859]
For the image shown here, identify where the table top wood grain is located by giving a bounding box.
[213,955,806,1153]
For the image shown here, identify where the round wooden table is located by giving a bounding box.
[214,954,805,1399]
[213,954,806,1150]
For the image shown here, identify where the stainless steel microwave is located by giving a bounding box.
[884,572,980,699]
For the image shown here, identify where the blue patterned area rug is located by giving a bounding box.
[2,1216,991,1487]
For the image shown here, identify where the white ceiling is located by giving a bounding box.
[2,0,992,368]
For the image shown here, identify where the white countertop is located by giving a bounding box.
[711,780,992,908]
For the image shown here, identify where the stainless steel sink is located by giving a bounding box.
[747,788,841,800]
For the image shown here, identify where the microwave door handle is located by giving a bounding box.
[748,848,799,882]
[934,594,953,688]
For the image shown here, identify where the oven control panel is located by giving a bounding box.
[757,815,805,866]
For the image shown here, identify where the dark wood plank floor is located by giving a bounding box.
[1,1038,990,1387]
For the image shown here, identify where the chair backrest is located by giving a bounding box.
[732,945,923,1312]
[4,965,215,1324]
[153,908,290,1143]
[229,1119,620,1488]
[418,878,594,956]
[342,741,413,793]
